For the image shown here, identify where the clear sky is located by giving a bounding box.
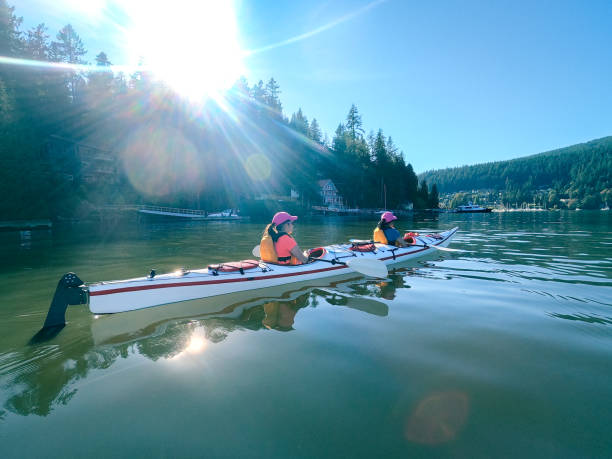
[14,0,612,172]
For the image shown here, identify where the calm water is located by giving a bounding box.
[0,212,610,458]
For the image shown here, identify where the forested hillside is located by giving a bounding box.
[419,137,612,209]
[0,1,439,220]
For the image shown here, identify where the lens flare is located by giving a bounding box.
[244,153,271,181]
[120,126,202,197]
[405,391,469,444]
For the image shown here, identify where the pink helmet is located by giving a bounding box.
[381,211,398,223]
[272,211,298,226]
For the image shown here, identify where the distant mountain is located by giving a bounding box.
[418,136,612,209]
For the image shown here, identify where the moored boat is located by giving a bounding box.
[454,203,492,213]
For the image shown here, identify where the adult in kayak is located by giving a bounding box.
[373,211,408,247]
[260,211,309,265]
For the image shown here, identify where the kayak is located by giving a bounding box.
[87,227,458,314]
[88,227,458,314]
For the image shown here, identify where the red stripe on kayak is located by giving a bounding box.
[380,246,427,261]
[89,264,347,296]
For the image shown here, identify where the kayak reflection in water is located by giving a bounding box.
[262,295,310,331]
[373,211,408,247]
[260,211,309,265]
[376,275,406,300]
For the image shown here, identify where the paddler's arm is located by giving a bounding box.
[290,244,309,264]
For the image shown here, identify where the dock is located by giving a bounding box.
[0,220,53,231]
[137,205,248,221]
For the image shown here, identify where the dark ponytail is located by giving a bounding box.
[377,219,390,230]
[263,223,286,242]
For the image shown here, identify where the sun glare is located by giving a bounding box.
[124,0,245,101]
[186,336,207,354]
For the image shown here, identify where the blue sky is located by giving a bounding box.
[15,0,612,172]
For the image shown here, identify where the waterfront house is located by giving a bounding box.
[317,179,344,209]
[44,135,118,184]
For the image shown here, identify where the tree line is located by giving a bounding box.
[419,136,611,209]
[1,2,440,220]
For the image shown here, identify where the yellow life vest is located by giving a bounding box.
[373,227,388,245]
[260,232,278,263]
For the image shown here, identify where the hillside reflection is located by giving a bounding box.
[1,274,409,417]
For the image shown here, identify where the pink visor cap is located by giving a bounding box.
[272,211,298,226]
[381,211,398,223]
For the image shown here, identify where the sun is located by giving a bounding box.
[124,0,245,101]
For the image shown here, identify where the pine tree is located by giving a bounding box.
[373,129,389,166]
[95,51,111,66]
[265,77,282,115]
[309,118,322,143]
[418,180,429,208]
[0,0,22,57]
[429,183,439,208]
[366,130,375,160]
[24,24,49,60]
[289,108,309,135]
[345,104,364,140]
[404,163,418,205]
[386,136,399,158]
[50,24,87,101]
[0,76,14,130]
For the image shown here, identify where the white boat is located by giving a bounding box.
[85,227,458,314]
[455,203,492,213]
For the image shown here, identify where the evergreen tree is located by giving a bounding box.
[95,51,111,66]
[265,77,282,115]
[24,23,49,60]
[373,129,389,166]
[345,104,364,140]
[309,118,322,143]
[251,80,265,104]
[0,0,22,57]
[50,24,86,64]
[289,108,309,135]
[366,130,375,160]
[429,183,439,208]
[0,77,14,129]
[386,136,399,158]
[418,179,429,209]
[322,132,330,148]
[50,24,87,101]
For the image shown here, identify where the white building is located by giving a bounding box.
[317,179,344,209]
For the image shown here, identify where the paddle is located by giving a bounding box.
[332,257,388,278]
[251,245,388,278]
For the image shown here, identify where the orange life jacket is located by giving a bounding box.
[260,232,278,263]
[373,227,389,245]
[260,232,302,265]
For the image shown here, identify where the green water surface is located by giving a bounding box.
[0,211,610,458]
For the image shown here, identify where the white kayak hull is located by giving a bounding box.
[88,227,458,314]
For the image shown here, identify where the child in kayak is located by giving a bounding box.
[373,211,408,247]
[260,211,309,265]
